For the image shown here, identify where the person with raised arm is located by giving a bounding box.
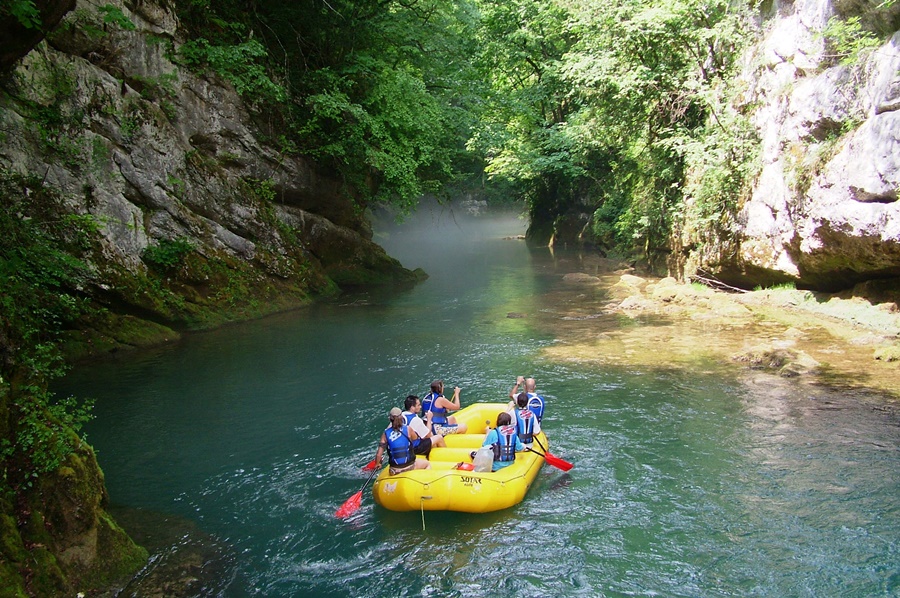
[421,379,468,434]
[512,392,541,446]
[508,375,545,422]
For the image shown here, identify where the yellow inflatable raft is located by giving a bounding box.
[372,402,547,513]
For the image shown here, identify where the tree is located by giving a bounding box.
[469,0,757,262]
[174,0,485,212]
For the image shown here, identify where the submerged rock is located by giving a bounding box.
[733,345,822,377]
[562,272,601,283]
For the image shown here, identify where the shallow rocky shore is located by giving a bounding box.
[534,262,900,401]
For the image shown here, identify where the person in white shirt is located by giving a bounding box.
[508,375,545,422]
[511,392,541,446]
[401,395,446,458]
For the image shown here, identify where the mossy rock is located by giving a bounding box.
[0,509,30,597]
[13,446,148,594]
[874,345,900,362]
[732,344,820,377]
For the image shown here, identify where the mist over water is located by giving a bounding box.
[57,206,899,596]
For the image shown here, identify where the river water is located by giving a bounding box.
[57,206,899,597]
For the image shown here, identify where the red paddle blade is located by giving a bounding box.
[363,459,378,471]
[335,490,363,518]
[544,451,574,472]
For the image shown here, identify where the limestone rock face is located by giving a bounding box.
[0,0,418,335]
[718,0,900,291]
[0,1,422,594]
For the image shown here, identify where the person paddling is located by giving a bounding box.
[482,412,524,472]
[421,380,468,434]
[512,392,541,446]
[508,375,545,422]
[373,408,430,475]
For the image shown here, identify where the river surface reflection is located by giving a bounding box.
[57,206,899,597]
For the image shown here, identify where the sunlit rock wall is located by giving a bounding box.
[0,0,418,330]
[718,0,900,291]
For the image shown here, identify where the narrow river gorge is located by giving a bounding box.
[56,207,899,597]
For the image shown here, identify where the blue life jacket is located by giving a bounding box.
[515,408,536,444]
[385,425,414,467]
[493,425,518,463]
[526,392,545,422]
[421,391,448,428]
[402,412,424,448]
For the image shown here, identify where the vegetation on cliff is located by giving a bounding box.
[162,0,899,277]
[0,0,898,593]
[0,172,147,595]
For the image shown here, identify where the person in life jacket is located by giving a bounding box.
[401,394,447,459]
[421,379,469,435]
[508,375,545,422]
[373,407,431,475]
[482,412,524,472]
[512,392,541,446]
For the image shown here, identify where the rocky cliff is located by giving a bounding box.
[1,0,422,355]
[686,0,900,292]
[0,0,424,593]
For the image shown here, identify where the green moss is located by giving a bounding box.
[874,345,900,362]
[13,446,148,593]
[59,312,181,363]
[16,509,69,596]
[0,562,28,598]
[0,512,26,559]
[88,511,148,587]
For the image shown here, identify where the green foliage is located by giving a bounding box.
[1,0,40,29]
[98,4,136,31]
[470,0,758,260]
[131,73,179,104]
[820,15,881,65]
[17,63,88,169]
[65,4,137,39]
[754,281,797,291]
[141,237,195,273]
[834,0,900,37]
[91,136,111,172]
[0,172,98,491]
[679,85,760,243]
[244,177,277,202]
[118,102,142,142]
[3,391,94,489]
[0,173,96,357]
[172,0,483,212]
[178,38,287,105]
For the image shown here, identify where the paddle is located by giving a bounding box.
[533,436,573,472]
[335,464,380,518]
[363,458,379,471]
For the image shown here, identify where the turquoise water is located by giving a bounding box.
[57,207,899,596]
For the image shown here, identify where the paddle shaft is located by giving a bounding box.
[534,434,551,456]
[534,435,574,471]
[358,464,379,495]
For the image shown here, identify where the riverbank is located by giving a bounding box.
[533,257,900,401]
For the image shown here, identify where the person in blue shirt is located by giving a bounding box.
[482,412,525,472]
